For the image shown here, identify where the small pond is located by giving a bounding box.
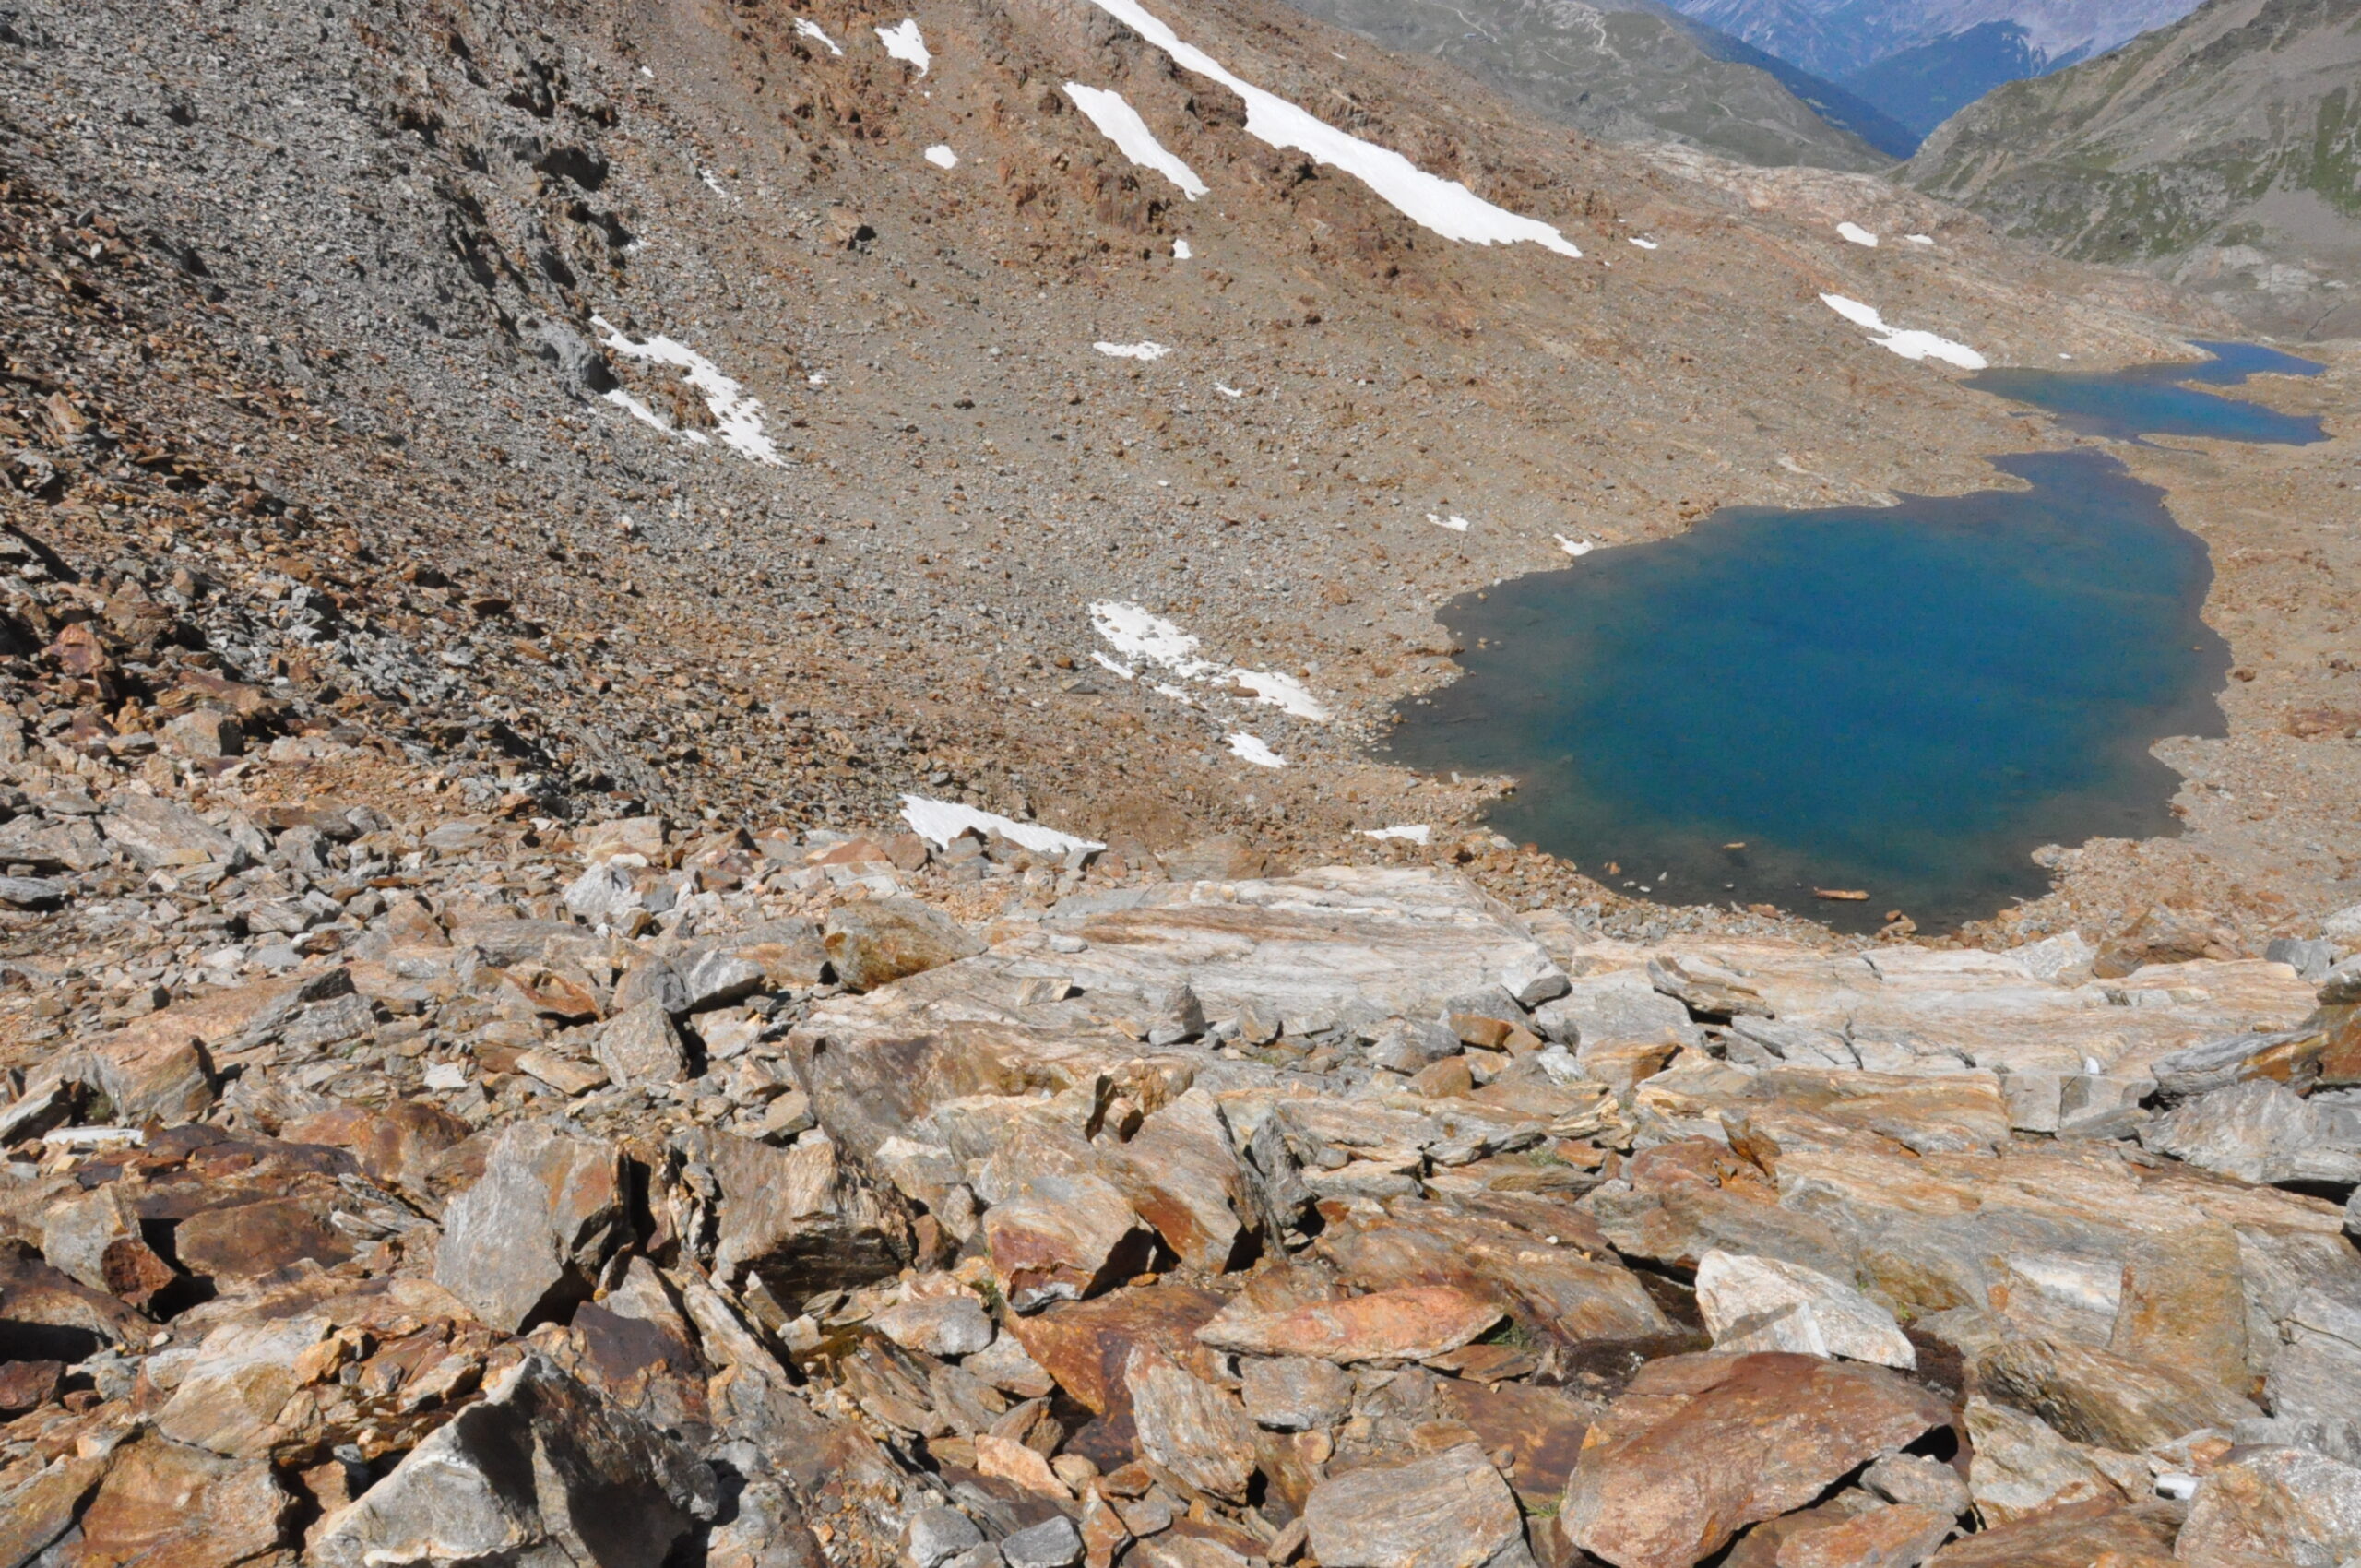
[1386,344,2325,931]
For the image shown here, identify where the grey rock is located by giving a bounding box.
[311,1354,717,1568]
[562,861,641,924]
[614,957,693,1017]
[1148,980,1206,1046]
[681,949,767,1012]
[1305,1443,1525,1568]
[2177,1444,2361,1566]
[1501,954,1571,1007]
[433,1122,629,1331]
[0,874,65,909]
[1240,1355,1354,1431]
[594,999,693,1087]
[102,794,236,870]
[1862,1451,1971,1517]
[904,1506,985,1568]
[870,1293,994,1358]
[2322,955,2361,1006]
[2269,937,2340,983]
[1368,1017,1461,1075]
[999,1516,1083,1568]
[1533,969,1700,1051]
[2141,1078,2361,1186]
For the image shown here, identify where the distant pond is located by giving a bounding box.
[1386,344,2325,932]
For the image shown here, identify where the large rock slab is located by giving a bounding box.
[986,1171,1151,1313]
[1970,1335,2256,1451]
[1923,1499,2176,1567]
[824,898,983,992]
[1125,1345,1257,1502]
[1196,1286,1501,1362]
[1562,1352,1951,1568]
[433,1122,628,1331]
[697,1130,912,1301]
[2177,1444,2361,1566]
[1694,1251,1913,1368]
[2141,1078,2361,1186]
[1961,1396,2125,1526]
[1305,1443,1526,1568]
[311,1353,718,1568]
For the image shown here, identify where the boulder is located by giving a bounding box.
[1771,1503,1952,1568]
[1970,1336,2256,1451]
[871,1293,995,1359]
[433,1122,629,1331]
[1960,1396,2125,1526]
[594,999,693,1087]
[102,794,236,869]
[1694,1251,1914,1369]
[2141,1078,2361,1185]
[824,899,984,992]
[1562,1353,1951,1568]
[699,1131,911,1301]
[1305,1443,1526,1568]
[1125,1345,1257,1502]
[310,1353,718,1568]
[1923,1499,2175,1567]
[66,1431,290,1568]
[1097,1088,1251,1273]
[2176,1444,2361,1567]
[1196,1285,1501,1362]
[1240,1355,1354,1431]
[985,1172,1150,1313]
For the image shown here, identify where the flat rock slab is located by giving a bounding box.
[1695,1250,1914,1368]
[1305,1443,1525,1568]
[1563,1352,1952,1568]
[1196,1285,1501,1362]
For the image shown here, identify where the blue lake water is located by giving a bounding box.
[1386,344,2325,931]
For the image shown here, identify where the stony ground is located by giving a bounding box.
[0,0,2358,1563]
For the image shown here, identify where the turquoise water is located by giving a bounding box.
[1386,345,2323,931]
[1968,340,2325,445]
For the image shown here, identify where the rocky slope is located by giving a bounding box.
[1268,0,1910,169]
[1904,0,2361,337]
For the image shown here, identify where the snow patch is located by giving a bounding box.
[875,18,930,74]
[1364,825,1430,844]
[1837,221,1879,247]
[1077,0,1579,257]
[1818,294,1986,372]
[700,169,735,202]
[1232,670,1330,721]
[1090,600,1331,722]
[1091,650,1137,680]
[1427,512,1470,532]
[1096,340,1171,361]
[1905,233,1935,246]
[1173,238,1192,259]
[1063,83,1208,199]
[1215,383,1244,398]
[591,317,786,466]
[795,17,844,53]
[901,795,1103,856]
[924,144,959,169]
[603,389,672,434]
[1227,733,1286,768]
[1554,534,1593,557]
[1628,237,1658,250]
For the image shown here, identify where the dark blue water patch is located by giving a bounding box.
[1969,340,2326,445]
[1383,452,2230,932]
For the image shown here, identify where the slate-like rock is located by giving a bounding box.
[68,1431,290,1568]
[1960,1396,2123,1526]
[700,1130,911,1300]
[433,1122,628,1331]
[1562,1353,1951,1568]
[1695,1251,1914,1369]
[2177,1444,2361,1566]
[1125,1345,1257,1502]
[1971,1335,2257,1451]
[985,1171,1150,1313]
[594,998,693,1087]
[1922,1499,2176,1567]
[311,1352,718,1568]
[825,898,984,992]
[1305,1443,1525,1568]
[872,1292,995,1358]
[1240,1355,1354,1431]
[1772,1502,1952,1568]
[1197,1285,1501,1362]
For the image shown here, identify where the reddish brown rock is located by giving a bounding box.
[1772,1503,1952,1568]
[822,898,983,992]
[1563,1353,1952,1568]
[1922,1500,2176,1567]
[69,1431,293,1568]
[173,1196,355,1284]
[1970,1336,2256,1452]
[985,1172,1151,1313]
[1006,1281,1227,1418]
[1196,1285,1502,1362]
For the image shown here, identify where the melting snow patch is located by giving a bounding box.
[1837,222,1879,247]
[1364,825,1430,844]
[1077,0,1579,257]
[1090,600,1331,722]
[1096,340,1171,361]
[1215,383,1244,398]
[1428,512,1470,532]
[1063,84,1208,199]
[700,169,735,202]
[591,315,787,465]
[1628,237,1658,250]
[795,18,844,53]
[1228,733,1286,768]
[1555,533,1594,557]
[1091,650,1137,679]
[1233,670,1330,721]
[1905,233,1935,246]
[1173,238,1193,259]
[1818,294,1986,372]
[901,795,1103,855]
[875,18,930,74]
[604,389,672,434]
[924,145,958,169]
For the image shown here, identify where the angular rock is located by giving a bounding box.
[985,1172,1150,1313]
[1502,955,1572,1008]
[1923,1499,2175,1567]
[1240,1355,1354,1431]
[2141,1078,2361,1185]
[1772,1503,1952,1568]
[1971,1335,2256,1451]
[1097,1088,1251,1273]
[700,1131,910,1300]
[1003,1515,1085,1568]
[2177,1444,2361,1566]
[1695,1251,1914,1369]
[594,999,693,1087]
[1563,1353,1951,1568]
[102,794,235,869]
[825,898,984,992]
[174,1195,355,1284]
[311,1353,718,1568]
[1649,956,1773,1019]
[1860,1453,1969,1519]
[433,1122,628,1331]
[906,1505,986,1568]
[1196,1285,1501,1363]
[69,1431,290,1568]
[872,1293,995,1359]
[1960,1396,2124,1526]
[1125,1345,1257,1502]
[1305,1443,1525,1568]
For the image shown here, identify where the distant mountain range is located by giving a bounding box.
[1905,0,2361,337]
[1275,0,1915,168]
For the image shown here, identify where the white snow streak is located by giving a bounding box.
[1427,512,1470,532]
[591,316,787,465]
[1232,670,1330,721]
[875,18,930,74]
[1173,238,1193,259]
[1095,340,1171,361]
[1089,600,1331,723]
[1077,0,1580,256]
[1063,83,1208,199]
[1215,383,1244,398]
[795,18,844,53]
[1227,733,1286,768]
[1091,650,1137,680]
[1837,221,1879,247]
[1905,234,1935,246]
[1628,237,1658,250]
[924,145,959,169]
[901,795,1103,855]
[1555,533,1594,557]
[1818,294,1986,372]
[603,388,671,434]
[700,169,735,202]
[1363,825,1430,844]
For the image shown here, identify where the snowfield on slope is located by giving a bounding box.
[591,317,786,465]
[1820,294,1987,371]
[875,18,929,73]
[900,795,1103,855]
[1089,601,1331,720]
[1064,84,1209,199]
[1077,0,1580,257]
